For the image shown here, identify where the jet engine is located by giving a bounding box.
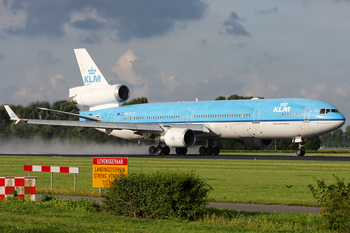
[161,128,196,147]
[243,139,274,148]
[70,84,130,107]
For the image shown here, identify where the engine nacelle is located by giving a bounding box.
[71,84,130,107]
[243,139,274,149]
[161,128,196,147]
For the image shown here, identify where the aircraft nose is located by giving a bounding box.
[336,113,346,128]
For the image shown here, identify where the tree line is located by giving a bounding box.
[1,95,349,150]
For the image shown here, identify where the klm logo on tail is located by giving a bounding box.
[84,67,101,84]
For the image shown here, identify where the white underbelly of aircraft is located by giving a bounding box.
[206,120,340,140]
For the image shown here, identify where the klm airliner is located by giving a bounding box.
[4,49,346,156]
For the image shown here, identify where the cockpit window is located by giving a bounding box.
[319,108,339,114]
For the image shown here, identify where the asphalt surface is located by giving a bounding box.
[36,194,320,214]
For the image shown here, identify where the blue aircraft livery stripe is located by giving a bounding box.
[80,98,345,124]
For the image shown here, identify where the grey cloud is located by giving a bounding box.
[3,0,70,39]
[79,34,102,44]
[132,58,158,78]
[201,38,208,47]
[3,0,27,13]
[71,18,106,30]
[256,7,278,15]
[0,53,4,61]
[262,52,285,62]
[223,12,250,36]
[36,49,60,66]
[2,0,208,42]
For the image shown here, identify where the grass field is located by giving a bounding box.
[0,200,328,232]
[1,155,349,206]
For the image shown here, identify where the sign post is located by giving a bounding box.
[92,158,128,188]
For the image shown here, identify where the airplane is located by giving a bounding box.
[4,48,346,156]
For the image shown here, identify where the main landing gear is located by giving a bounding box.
[199,140,220,155]
[148,145,187,155]
[199,146,220,155]
[149,145,170,155]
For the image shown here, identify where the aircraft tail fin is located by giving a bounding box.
[74,48,109,86]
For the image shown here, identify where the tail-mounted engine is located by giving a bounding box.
[243,139,274,149]
[70,84,130,107]
[160,128,196,147]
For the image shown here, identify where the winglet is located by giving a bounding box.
[4,105,22,125]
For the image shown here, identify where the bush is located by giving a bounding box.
[102,171,212,220]
[308,175,350,232]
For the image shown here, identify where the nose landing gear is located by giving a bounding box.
[296,144,305,156]
[294,137,306,156]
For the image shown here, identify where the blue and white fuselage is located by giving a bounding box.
[81,98,345,143]
[4,48,345,156]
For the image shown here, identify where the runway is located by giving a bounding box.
[3,153,350,162]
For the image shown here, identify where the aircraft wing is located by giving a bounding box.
[4,105,209,133]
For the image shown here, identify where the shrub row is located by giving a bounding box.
[102,171,212,220]
[309,175,350,232]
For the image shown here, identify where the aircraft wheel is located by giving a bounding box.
[199,146,206,155]
[156,146,163,155]
[213,146,220,155]
[149,146,156,155]
[163,146,170,155]
[176,147,187,155]
[296,148,305,156]
[206,146,213,155]
[176,147,182,155]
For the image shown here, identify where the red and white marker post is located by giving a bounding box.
[24,165,79,191]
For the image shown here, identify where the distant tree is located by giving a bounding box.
[274,139,295,150]
[333,129,344,148]
[305,136,321,150]
[122,97,148,106]
[215,96,226,100]
[321,132,332,148]
[227,94,253,100]
[344,126,350,147]
[215,94,264,101]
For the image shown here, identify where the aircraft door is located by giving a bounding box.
[304,107,311,122]
[110,113,116,122]
[253,108,260,123]
[186,110,193,123]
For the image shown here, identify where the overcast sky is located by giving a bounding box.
[1,0,349,127]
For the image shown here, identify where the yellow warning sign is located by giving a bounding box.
[92,158,128,188]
